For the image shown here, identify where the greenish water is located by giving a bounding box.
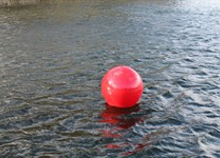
[0,0,220,157]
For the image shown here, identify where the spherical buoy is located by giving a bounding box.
[101,66,143,108]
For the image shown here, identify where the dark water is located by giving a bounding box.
[0,0,220,157]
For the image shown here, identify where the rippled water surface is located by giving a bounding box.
[0,0,220,157]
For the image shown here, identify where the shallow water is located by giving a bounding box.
[0,0,220,157]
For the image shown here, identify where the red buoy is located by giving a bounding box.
[101,66,143,108]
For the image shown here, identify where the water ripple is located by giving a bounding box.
[0,0,220,157]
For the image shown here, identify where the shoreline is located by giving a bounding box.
[0,0,41,7]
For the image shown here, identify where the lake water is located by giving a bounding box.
[0,0,220,157]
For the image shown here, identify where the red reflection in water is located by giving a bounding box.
[100,104,153,155]
[100,104,141,129]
